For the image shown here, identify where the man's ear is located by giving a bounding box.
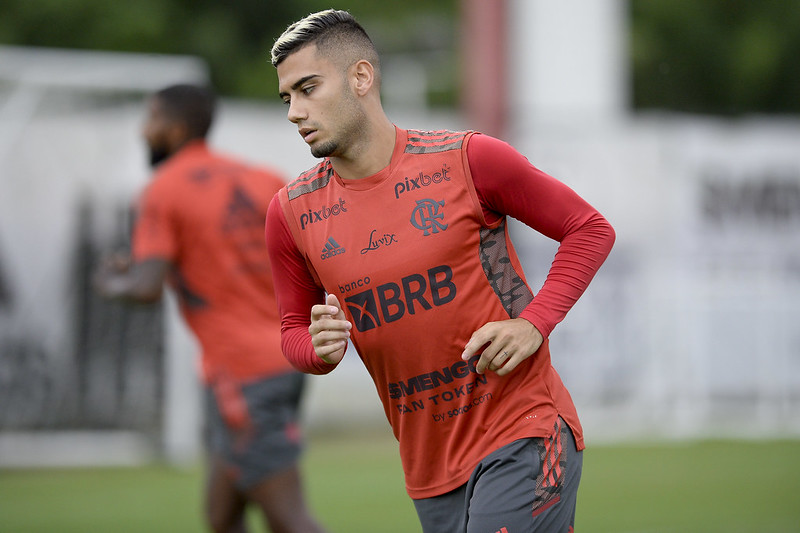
[166,121,190,152]
[351,59,375,96]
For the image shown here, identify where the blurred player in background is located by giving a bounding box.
[266,10,615,533]
[94,84,327,533]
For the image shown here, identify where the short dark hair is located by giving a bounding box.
[154,84,216,140]
[270,9,379,74]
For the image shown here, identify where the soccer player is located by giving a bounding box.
[94,84,326,533]
[266,9,615,533]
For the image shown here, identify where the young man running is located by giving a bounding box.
[266,10,615,532]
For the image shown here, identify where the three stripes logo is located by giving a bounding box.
[320,237,346,260]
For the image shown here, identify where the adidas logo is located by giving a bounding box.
[320,237,346,260]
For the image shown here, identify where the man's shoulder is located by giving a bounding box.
[403,129,473,155]
[236,161,287,195]
[151,144,215,183]
[144,149,230,207]
[285,159,334,201]
[157,147,281,184]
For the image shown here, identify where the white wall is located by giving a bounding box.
[507,0,800,442]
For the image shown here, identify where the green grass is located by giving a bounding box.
[578,439,800,532]
[0,434,798,532]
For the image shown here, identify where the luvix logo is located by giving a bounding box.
[344,265,456,331]
[411,199,447,236]
[300,198,347,229]
[360,229,398,255]
[320,237,345,260]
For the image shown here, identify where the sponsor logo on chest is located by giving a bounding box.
[394,164,451,199]
[299,197,347,229]
[320,237,346,260]
[342,264,457,332]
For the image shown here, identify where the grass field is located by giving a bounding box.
[1,433,798,532]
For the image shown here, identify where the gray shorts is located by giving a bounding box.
[204,371,305,490]
[413,417,583,533]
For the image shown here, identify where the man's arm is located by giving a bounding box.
[95,177,177,304]
[94,254,169,303]
[461,133,616,375]
[265,194,342,374]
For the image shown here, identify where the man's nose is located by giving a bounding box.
[287,99,306,123]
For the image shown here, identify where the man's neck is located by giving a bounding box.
[330,116,396,181]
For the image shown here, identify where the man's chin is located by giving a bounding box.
[311,141,337,159]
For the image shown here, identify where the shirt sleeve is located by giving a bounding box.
[265,193,339,374]
[131,180,179,263]
[466,133,616,338]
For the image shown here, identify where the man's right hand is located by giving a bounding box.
[308,293,351,365]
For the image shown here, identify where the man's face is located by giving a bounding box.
[142,97,174,167]
[277,44,365,159]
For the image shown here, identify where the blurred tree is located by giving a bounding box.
[3,0,799,114]
[0,0,457,104]
[631,0,800,115]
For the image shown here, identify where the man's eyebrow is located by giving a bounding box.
[292,74,319,90]
[279,74,320,98]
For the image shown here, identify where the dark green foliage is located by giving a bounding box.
[631,0,800,115]
[0,0,458,104]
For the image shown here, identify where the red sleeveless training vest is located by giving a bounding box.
[278,128,582,498]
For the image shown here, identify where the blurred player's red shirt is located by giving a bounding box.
[132,141,293,383]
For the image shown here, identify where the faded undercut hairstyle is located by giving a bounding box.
[270,9,380,80]
[155,84,216,140]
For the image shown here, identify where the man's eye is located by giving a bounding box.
[302,86,315,95]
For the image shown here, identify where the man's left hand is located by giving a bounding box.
[461,318,544,376]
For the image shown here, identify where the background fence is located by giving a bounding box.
[2,1,799,467]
